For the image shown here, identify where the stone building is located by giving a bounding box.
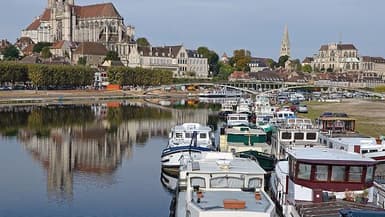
[312,43,360,72]
[360,56,385,81]
[72,42,108,67]
[128,45,209,78]
[21,0,136,60]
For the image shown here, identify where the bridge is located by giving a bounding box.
[144,81,384,99]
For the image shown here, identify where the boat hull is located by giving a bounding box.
[161,146,213,168]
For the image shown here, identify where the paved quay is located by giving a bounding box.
[0,90,190,105]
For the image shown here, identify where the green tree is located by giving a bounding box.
[33,42,52,53]
[105,51,120,61]
[303,64,312,73]
[41,47,52,59]
[232,49,251,71]
[78,57,87,65]
[2,45,20,60]
[136,37,151,47]
[278,55,289,68]
[213,62,234,81]
[197,46,219,75]
[266,58,277,69]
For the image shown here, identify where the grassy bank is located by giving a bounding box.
[297,100,385,137]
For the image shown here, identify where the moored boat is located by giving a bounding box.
[269,147,383,217]
[161,123,215,168]
[173,152,276,217]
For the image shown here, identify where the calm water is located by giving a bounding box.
[0,100,220,217]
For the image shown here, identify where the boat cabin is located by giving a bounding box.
[226,113,249,127]
[271,118,321,160]
[175,152,276,217]
[317,114,356,133]
[168,123,213,148]
[270,147,382,217]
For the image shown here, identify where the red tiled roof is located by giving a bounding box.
[51,40,65,49]
[40,9,51,21]
[73,3,121,18]
[337,44,356,50]
[73,42,108,56]
[26,19,41,31]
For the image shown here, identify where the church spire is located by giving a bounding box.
[280,25,290,57]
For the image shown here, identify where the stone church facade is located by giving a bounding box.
[22,0,136,64]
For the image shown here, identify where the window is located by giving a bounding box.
[248,178,262,188]
[315,165,328,181]
[366,166,374,182]
[282,132,292,140]
[191,177,205,188]
[176,133,183,138]
[331,166,345,181]
[210,176,243,188]
[297,163,311,180]
[349,166,363,182]
[199,133,207,139]
[185,133,192,139]
[294,133,304,140]
[306,133,317,140]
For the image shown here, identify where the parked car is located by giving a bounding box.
[297,104,308,113]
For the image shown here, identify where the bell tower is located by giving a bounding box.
[280,25,291,58]
[48,0,74,8]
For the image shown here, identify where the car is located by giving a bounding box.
[297,104,308,113]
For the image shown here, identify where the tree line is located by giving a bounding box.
[0,61,94,88]
[107,66,173,86]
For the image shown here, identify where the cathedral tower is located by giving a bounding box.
[280,25,290,57]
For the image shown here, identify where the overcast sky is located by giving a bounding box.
[1,0,384,60]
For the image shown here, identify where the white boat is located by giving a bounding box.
[270,147,381,217]
[161,123,215,168]
[199,88,242,98]
[225,113,249,127]
[270,118,321,160]
[173,152,276,217]
[236,98,252,114]
[318,113,385,162]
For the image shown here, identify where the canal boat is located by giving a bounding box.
[318,113,385,162]
[269,147,382,217]
[161,123,215,168]
[173,152,276,217]
[270,118,321,160]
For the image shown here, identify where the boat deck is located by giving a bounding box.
[295,200,384,217]
[191,190,273,213]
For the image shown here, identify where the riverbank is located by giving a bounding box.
[0,89,189,105]
[299,99,385,137]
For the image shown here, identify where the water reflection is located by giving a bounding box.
[0,101,219,204]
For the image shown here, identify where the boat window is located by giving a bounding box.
[369,149,378,153]
[176,133,183,138]
[366,166,374,182]
[362,150,369,154]
[282,132,292,140]
[230,117,237,120]
[199,133,207,139]
[294,133,304,140]
[190,177,206,188]
[348,166,363,182]
[331,165,345,182]
[315,165,328,181]
[248,178,262,188]
[239,117,247,120]
[185,133,192,139]
[210,176,244,188]
[306,133,317,140]
[297,163,311,180]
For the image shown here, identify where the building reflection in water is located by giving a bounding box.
[8,101,218,201]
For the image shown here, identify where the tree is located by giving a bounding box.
[41,47,52,59]
[197,46,219,75]
[33,42,52,53]
[278,55,289,68]
[2,45,20,60]
[266,58,278,69]
[214,62,234,81]
[232,49,251,71]
[303,64,312,73]
[105,51,120,61]
[77,57,87,65]
[136,37,150,47]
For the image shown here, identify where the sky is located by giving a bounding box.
[0,0,384,60]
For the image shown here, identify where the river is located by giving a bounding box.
[0,99,221,217]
